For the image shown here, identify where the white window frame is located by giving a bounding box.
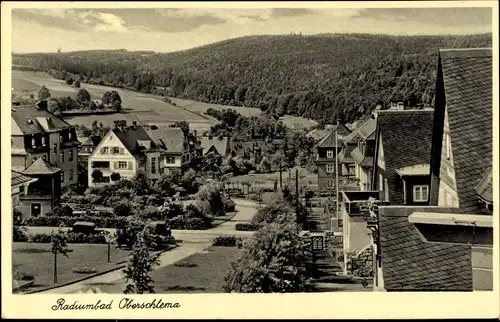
[328,180,335,188]
[60,151,64,164]
[68,132,72,140]
[60,171,64,183]
[31,137,36,148]
[413,185,429,202]
[327,150,334,158]
[166,157,176,164]
[117,161,128,169]
[326,164,334,173]
[41,136,46,146]
[445,132,451,160]
[379,174,384,192]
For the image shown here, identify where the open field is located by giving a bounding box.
[12,70,216,133]
[12,242,131,293]
[167,96,262,118]
[279,115,318,131]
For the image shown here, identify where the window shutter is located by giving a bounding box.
[114,161,119,169]
[100,147,105,154]
[128,162,132,170]
[119,147,124,154]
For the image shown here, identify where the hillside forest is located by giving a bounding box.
[12,33,492,124]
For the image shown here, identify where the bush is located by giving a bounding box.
[235,223,258,231]
[114,202,133,217]
[223,197,236,212]
[23,215,128,229]
[185,217,208,230]
[213,236,242,247]
[174,262,198,267]
[13,270,35,281]
[27,232,108,244]
[13,226,30,242]
[72,265,97,274]
[168,215,186,230]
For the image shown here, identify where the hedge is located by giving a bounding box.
[235,223,258,231]
[23,215,128,229]
[213,236,243,248]
[23,232,108,244]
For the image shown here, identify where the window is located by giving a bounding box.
[119,148,124,155]
[60,171,65,183]
[60,151,64,163]
[117,161,128,169]
[384,179,389,201]
[166,157,175,164]
[60,135,63,144]
[41,136,46,146]
[328,180,335,188]
[379,174,384,192]
[68,132,72,140]
[413,185,429,202]
[69,150,73,161]
[31,203,42,217]
[445,132,451,160]
[326,164,334,173]
[327,150,334,158]
[69,169,73,181]
[151,157,157,174]
[112,147,120,154]
[53,143,57,154]
[100,147,109,154]
[31,137,36,148]
[19,186,25,194]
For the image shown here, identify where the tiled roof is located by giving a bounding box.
[145,127,185,154]
[11,105,72,135]
[201,136,229,157]
[379,206,473,291]
[112,125,156,155]
[440,48,492,212]
[475,166,492,203]
[375,110,434,204]
[306,128,331,141]
[23,158,61,175]
[357,117,377,140]
[343,128,361,144]
[350,147,373,168]
[11,170,34,187]
[339,144,355,163]
[317,124,351,148]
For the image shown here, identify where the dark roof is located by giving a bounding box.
[317,124,351,148]
[357,117,377,140]
[439,48,492,212]
[475,166,492,203]
[23,158,61,175]
[201,136,229,157]
[350,147,373,168]
[11,170,34,186]
[145,127,185,154]
[11,105,72,135]
[339,144,356,164]
[379,206,473,291]
[112,126,156,155]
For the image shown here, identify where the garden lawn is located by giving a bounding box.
[12,242,130,293]
[151,246,240,293]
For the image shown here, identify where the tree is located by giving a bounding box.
[110,172,121,182]
[271,151,285,188]
[258,156,272,173]
[224,220,310,293]
[123,226,161,294]
[38,85,51,100]
[51,229,70,283]
[91,169,103,183]
[73,80,81,88]
[102,90,122,106]
[65,76,74,85]
[112,100,122,112]
[76,88,91,103]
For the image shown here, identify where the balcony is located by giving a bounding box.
[91,161,111,171]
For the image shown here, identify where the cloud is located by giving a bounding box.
[355,8,492,27]
[12,9,130,33]
[270,8,315,18]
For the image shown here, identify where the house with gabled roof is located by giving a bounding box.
[374,48,493,292]
[200,136,230,157]
[349,117,377,191]
[372,109,434,205]
[11,170,38,221]
[315,123,351,193]
[145,125,191,173]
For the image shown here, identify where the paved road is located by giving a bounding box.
[37,199,259,294]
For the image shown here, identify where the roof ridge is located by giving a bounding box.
[440,48,492,59]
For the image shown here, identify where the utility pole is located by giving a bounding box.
[334,126,340,234]
[296,168,300,226]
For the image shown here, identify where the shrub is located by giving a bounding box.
[235,223,258,231]
[72,265,97,274]
[13,270,35,281]
[223,197,236,212]
[168,215,186,230]
[185,217,208,230]
[13,226,30,242]
[27,232,108,244]
[174,262,198,267]
[213,236,242,247]
[114,202,133,217]
[23,215,128,229]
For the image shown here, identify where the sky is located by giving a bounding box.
[10,6,493,53]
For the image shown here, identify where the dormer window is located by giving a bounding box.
[327,150,334,158]
[31,137,36,148]
[68,132,72,140]
[41,136,46,146]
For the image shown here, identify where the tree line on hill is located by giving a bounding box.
[12,33,491,124]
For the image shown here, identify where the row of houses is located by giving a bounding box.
[315,48,493,291]
[10,106,231,219]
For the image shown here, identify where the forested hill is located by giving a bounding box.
[13,33,492,124]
